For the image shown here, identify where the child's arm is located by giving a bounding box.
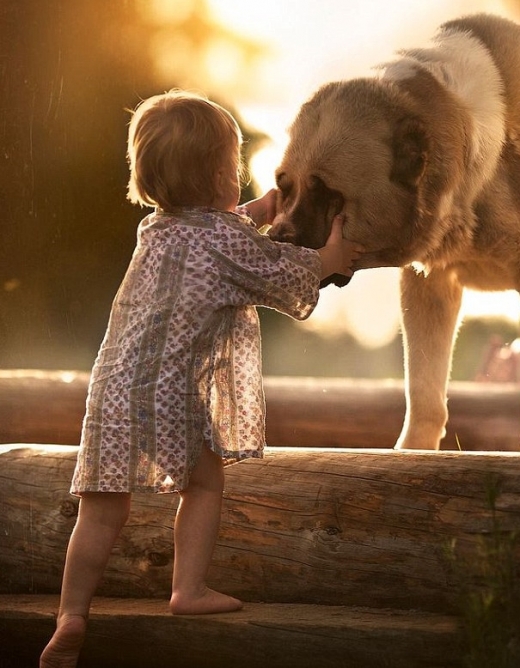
[241,189,278,230]
[318,215,364,281]
[236,199,363,283]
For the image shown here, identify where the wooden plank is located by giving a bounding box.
[0,594,461,668]
[0,370,519,449]
[1,445,519,614]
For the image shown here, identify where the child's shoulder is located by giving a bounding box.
[138,207,216,231]
[186,207,257,236]
[137,208,255,242]
[147,207,249,225]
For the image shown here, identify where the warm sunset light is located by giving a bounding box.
[200,0,520,346]
[5,9,520,665]
[5,0,520,370]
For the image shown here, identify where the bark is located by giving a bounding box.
[1,444,519,615]
[0,370,519,450]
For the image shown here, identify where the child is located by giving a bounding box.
[40,89,363,668]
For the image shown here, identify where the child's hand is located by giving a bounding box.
[243,189,278,230]
[318,215,364,281]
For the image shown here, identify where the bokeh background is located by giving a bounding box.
[2,0,520,378]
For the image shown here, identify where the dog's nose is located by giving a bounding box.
[268,222,297,244]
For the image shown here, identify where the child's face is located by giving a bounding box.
[213,140,241,212]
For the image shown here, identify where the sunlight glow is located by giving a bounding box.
[303,269,402,349]
[248,143,282,191]
[462,289,520,321]
[207,0,519,344]
[0,444,79,455]
[205,40,243,88]
[151,33,195,86]
[302,279,520,348]
[144,0,195,24]
[154,0,520,344]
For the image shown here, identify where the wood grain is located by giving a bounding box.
[0,370,519,450]
[0,594,461,668]
[1,445,519,615]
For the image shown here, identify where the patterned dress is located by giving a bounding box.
[71,207,321,494]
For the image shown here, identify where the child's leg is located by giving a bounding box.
[170,446,242,614]
[40,492,131,668]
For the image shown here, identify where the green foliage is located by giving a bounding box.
[444,475,520,668]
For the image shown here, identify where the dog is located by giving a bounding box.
[268,13,520,450]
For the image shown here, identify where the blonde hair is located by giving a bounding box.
[127,90,242,210]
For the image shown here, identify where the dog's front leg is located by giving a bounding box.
[395,266,463,450]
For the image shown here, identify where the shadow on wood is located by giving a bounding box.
[0,594,461,668]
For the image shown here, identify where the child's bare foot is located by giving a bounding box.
[40,613,87,668]
[169,587,243,615]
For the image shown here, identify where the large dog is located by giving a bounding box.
[268,13,520,450]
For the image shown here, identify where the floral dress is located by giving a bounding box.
[71,207,321,494]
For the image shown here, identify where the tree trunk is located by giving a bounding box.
[1,444,519,614]
[0,370,519,450]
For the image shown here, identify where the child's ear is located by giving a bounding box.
[214,169,225,197]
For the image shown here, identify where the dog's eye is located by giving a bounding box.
[309,175,324,190]
[276,173,292,198]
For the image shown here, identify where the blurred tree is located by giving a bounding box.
[0,0,267,369]
[138,0,268,98]
[2,0,512,378]
[259,309,519,381]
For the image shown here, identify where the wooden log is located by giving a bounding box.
[0,370,89,446]
[265,377,520,450]
[0,594,461,668]
[0,370,519,450]
[1,444,519,615]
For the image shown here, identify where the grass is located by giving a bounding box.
[445,474,520,668]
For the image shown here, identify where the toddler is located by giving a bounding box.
[40,89,363,668]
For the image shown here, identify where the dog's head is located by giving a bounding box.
[268,79,454,275]
[270,174,344,250]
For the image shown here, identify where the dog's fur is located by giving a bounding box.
[268,13,520,450]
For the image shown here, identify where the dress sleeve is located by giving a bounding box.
[208,211,321,321]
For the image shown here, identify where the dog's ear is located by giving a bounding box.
[390,117,428,190]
